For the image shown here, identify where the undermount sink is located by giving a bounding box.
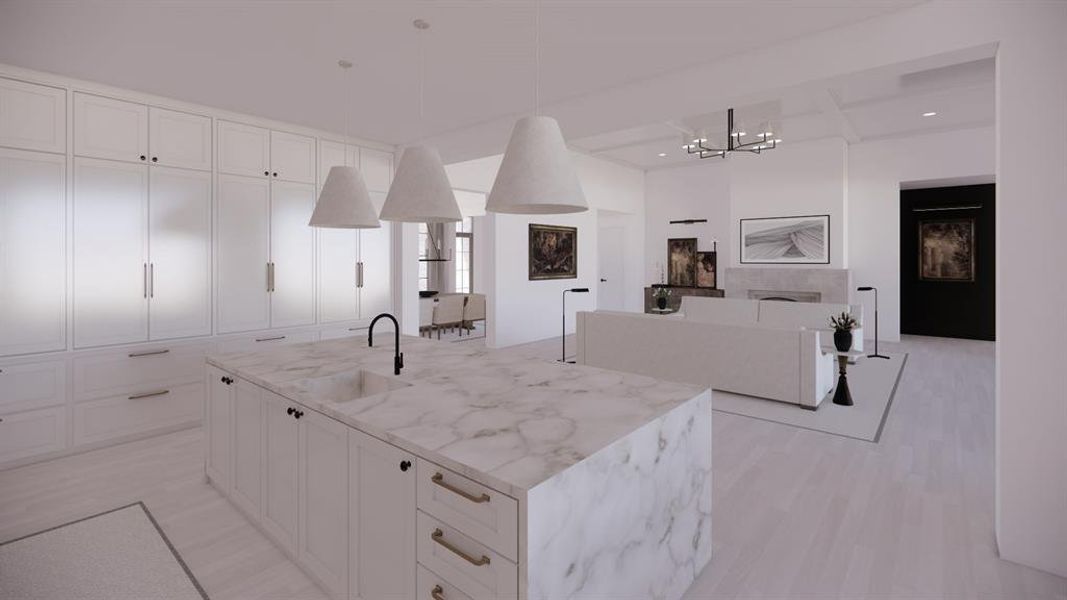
[291,369,412,403]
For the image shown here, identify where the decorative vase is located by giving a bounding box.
[656,296,668,310]
[834,330,853,352]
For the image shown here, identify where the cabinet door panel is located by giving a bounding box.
[218,121,269,178]
[263,391,299,555]
[360,148,392,193]
[0,359,67,414]
[217,174,271,333]
[318,229,359,324]
[0,78,66,154]
[73,93,147,163]
[0,406,67,465]
[359,196,392,318]
[149,167,212,340]
[299,410,349,598]
[231,378,263,520]
[73,158,149,348]
[350,428,415,600]
[149,107,211,171]
[270,130,316,184]
[270,181,315,328]
[205,366,232,488]
[0,149,67,355]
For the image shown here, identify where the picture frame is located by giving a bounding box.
[529,223,578,280]
[695,251,717,288]
[740,214,830,264]
[918,218,975,282]
[667,238,698,287]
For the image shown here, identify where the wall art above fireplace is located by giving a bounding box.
[740,214,830,265]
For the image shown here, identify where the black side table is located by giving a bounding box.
[832,350,865,406]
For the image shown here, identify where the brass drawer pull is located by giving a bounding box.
[431,528,490,566]
[128,389,170,400]
[255,335,286,342]
[128,348,170,358]
[431,584,446,600]
[432,472,490,504]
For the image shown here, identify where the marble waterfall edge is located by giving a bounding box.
[525,391,712,600]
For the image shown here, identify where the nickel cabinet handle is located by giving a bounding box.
[128,348,169,358]
[432,472,490,504]
[149,263,155,298]
[357,262,364,288]
[431,584,446,600]
[431,528,490,566]
[143,263,148,298]
[255,335,286,342]
[129,389,170,400]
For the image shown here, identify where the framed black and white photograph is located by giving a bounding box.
[740,214,830,264]
[667,238,697,286]
[919,218,975,281]
[529,223,577,280]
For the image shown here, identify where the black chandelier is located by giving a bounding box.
[684,108,780,159]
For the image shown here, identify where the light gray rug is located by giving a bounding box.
[713,353,908,442]
[0,502,207,600]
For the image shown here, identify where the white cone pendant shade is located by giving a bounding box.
[309,166,381,228]
[380,145,461,223]
[487,116,587,214]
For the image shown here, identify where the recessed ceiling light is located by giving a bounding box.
[922,111,937,117]
[658,152,667,157]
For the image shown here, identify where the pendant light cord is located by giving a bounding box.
[534,0,540,116]
[419,22,425,139]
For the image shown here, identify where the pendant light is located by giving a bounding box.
[381,19,461,223]
[309,60,380,229]
[486,0,586,215]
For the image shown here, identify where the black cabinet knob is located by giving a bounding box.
[272,172,278,178]
[140,155,146,161]
[264,170,270,176]
[220,376,226,383]
[287,407,295,416]
[151,157,158,162]
[399,460,412,472]
[295,410,304,419]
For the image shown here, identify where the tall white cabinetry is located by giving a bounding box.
[317,141,393,324]
[216,121,316,333]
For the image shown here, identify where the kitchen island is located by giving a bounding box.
[205,335,711,600]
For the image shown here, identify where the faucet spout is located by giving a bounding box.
[368,313,403,375]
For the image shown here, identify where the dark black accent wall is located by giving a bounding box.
[900,184,995,340]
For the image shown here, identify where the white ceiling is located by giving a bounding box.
[571,57,994,170]
[0,0,920,152]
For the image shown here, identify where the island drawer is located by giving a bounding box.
[416,511,517,600]
[416,459,518,561]
[417,564,475,600]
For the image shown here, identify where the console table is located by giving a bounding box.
[644,286,724,313]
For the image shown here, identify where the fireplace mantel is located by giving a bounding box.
[724,268,851,304]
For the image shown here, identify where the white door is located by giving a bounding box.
[73,93,148,163]
[217,120,270,178]
[270,130,316,184]
[205,367,232,489]
[262,390,300,555]
[358,220,392,318]
[231,378,263,520]
[0,77,66,154]
[350,428,415,600]
[299,410,349,599]
[270,181,316,328]
[318,229,359,324]
[148,107,211,171]
[216,174,271,333]
[73,157,149,348]
[148,166,212,340]
[597,225,626,311]
[0,149,66,356]
[360,148,392,193]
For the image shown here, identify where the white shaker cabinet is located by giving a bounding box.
[318,228,360,324]
[148,107,212,171]
[73,157,149,348]
[218,121,270,178]
[298,409,349,599]
[148,166,212,340]
[0,149,67,356]
[349,428,416,600]
[360,192,392,319]
[271,130,316,184]
[269,181,316,328]
[231,377,264,520]
[73,93,149,164]
[262,390,300,556]
[205,366,233,489]
[216,174,271,333]
[360,147,393,193]
[0,77,66,154]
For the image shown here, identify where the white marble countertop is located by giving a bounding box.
[207,336,708,497]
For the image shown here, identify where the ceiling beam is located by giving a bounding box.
[816,88,862,144]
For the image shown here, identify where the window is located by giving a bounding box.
[455,217,473,294]
[418,223,430,292]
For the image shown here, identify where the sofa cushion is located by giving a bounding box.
[757,301,863,331]
[679,297,759,325]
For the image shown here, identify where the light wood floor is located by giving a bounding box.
[1,336,1064,599]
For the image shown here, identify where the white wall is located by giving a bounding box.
[444,150,644,348]
[848,126,994,342]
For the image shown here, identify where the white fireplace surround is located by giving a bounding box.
[725,268,852,304]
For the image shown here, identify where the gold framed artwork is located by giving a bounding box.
[919,218,975,281]
[529,224,577,280]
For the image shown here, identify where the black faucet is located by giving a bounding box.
[368,313,404,375]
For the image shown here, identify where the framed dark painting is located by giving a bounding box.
[667,238,697,287]
[740,214,830,264]
[529,224,577,280]
[919,218,975,281]
[695,251,717,288]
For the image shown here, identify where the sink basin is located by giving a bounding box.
[291,369,412,403]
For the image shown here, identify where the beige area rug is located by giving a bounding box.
[713,353,908,442]
[0,502,207,600]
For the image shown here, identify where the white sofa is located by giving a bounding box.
[678,296,864,353]
[576,310,835,408]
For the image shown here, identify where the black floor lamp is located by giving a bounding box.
[560,288,590,363]
[857,286,890,359]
